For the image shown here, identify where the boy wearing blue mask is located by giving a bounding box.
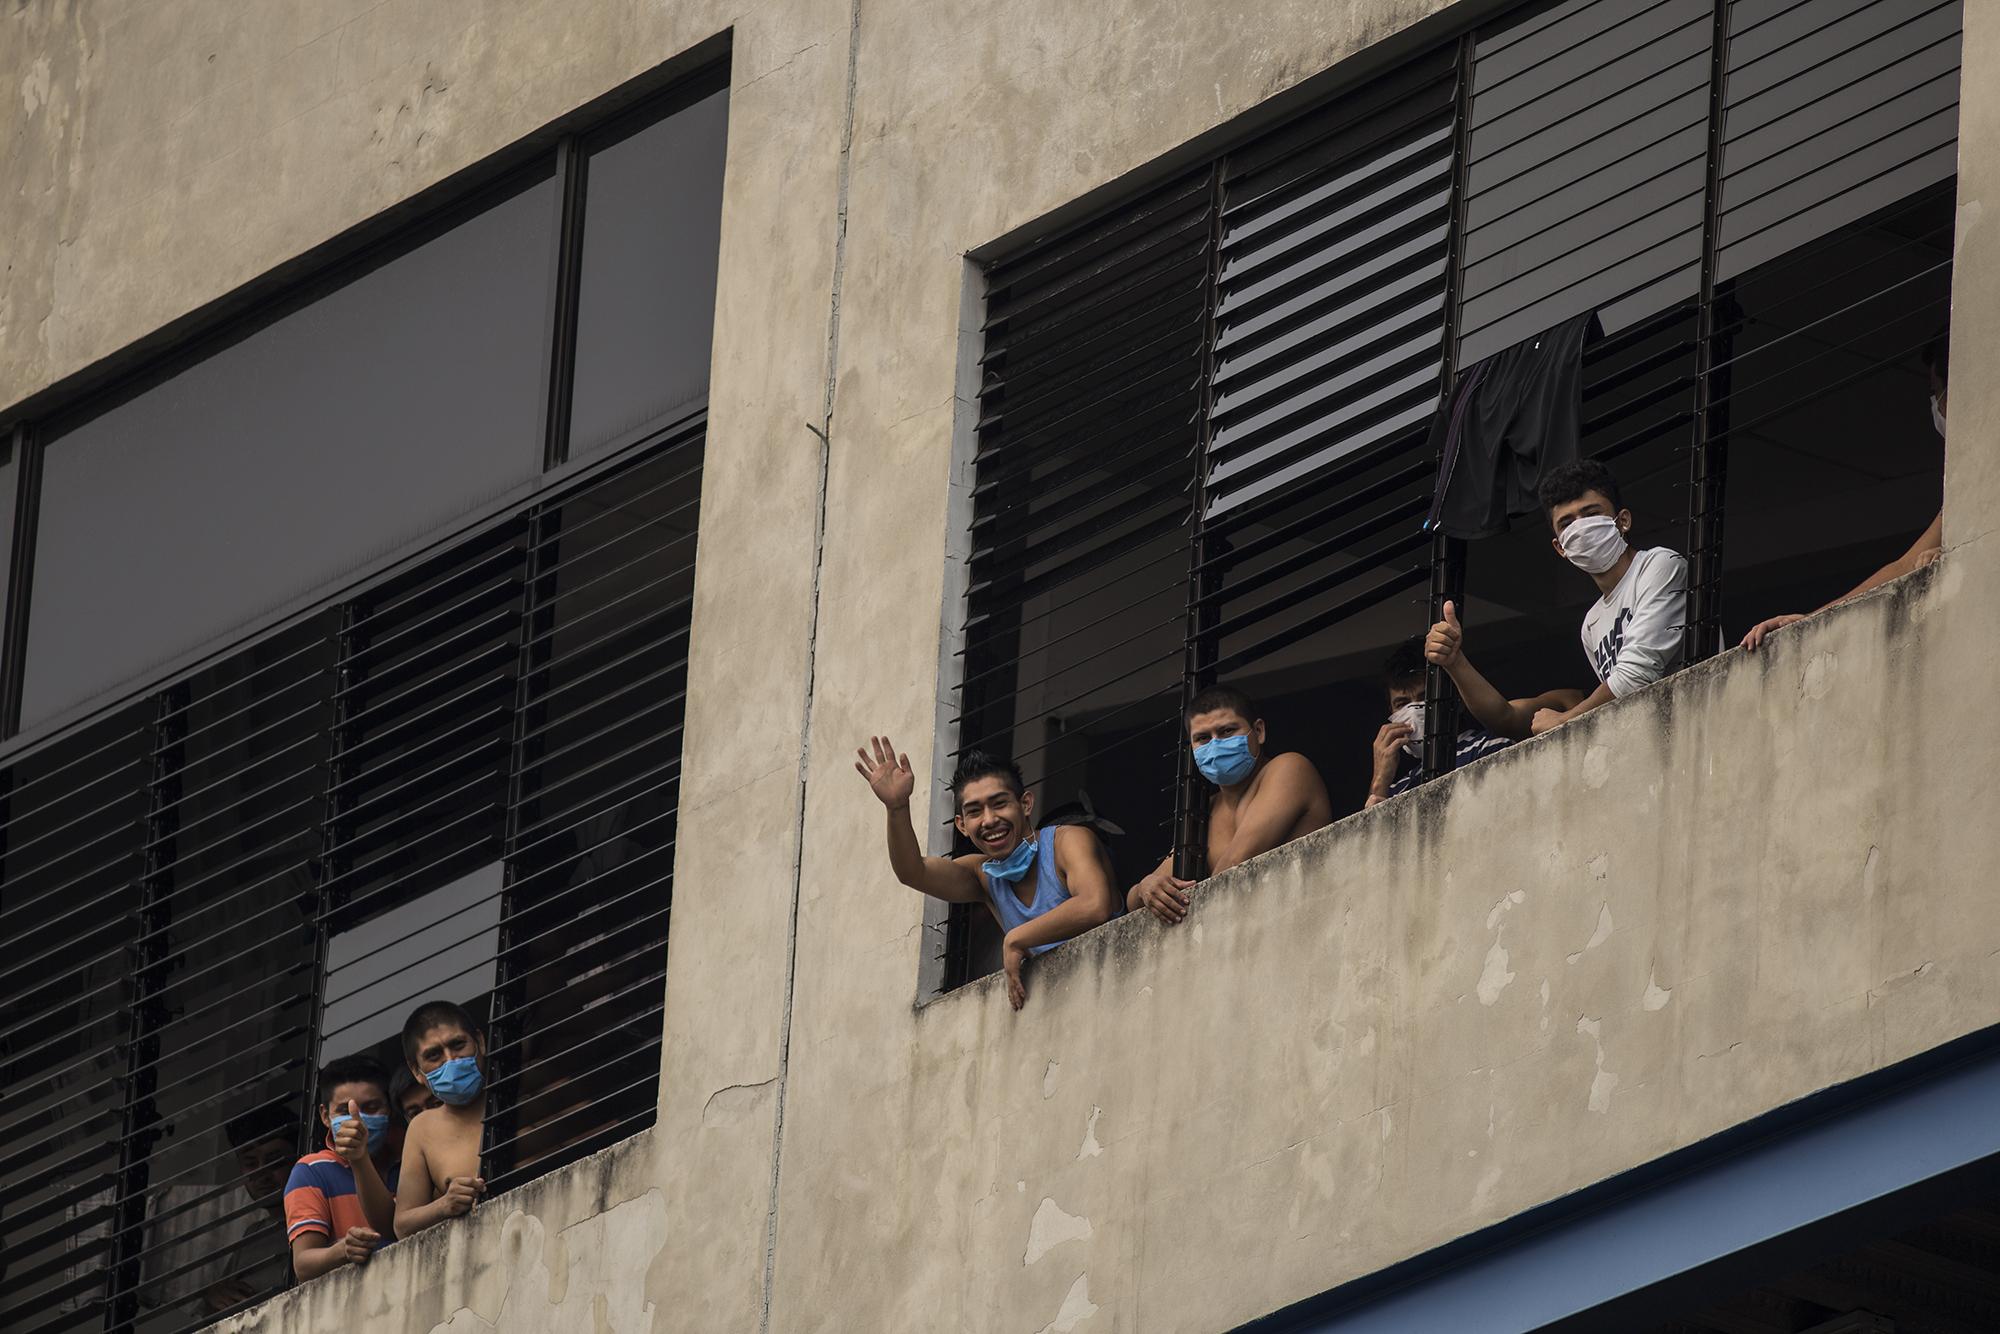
[284,1055,399,1279]
[856,738,1119,1010]
[393,1001,489,1238]
[1127,685,1332,924]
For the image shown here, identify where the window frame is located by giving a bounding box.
[0,45,732,751]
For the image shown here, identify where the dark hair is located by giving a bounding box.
[1383,637,1427,688]
[389,1063,420,1108]
[949,751,1024,803]
[1538,458,1623,519]
[225,1099,296,1152]
[400,999,482,1069]
[317,1054,392,1112]
[1184,683,1258,726]
[1924,326,1949,389]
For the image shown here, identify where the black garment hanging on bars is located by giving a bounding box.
[1423,310,1601,538]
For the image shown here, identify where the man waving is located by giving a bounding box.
[856,737,1117,1009]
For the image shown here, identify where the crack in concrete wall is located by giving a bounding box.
[760,2,865,1330]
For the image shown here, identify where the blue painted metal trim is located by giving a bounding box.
[1238,1024,2000,1333]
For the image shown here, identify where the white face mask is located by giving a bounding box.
[1932,394,1947,439]
[1389,701,1424,758]
[1559,513,1627,575]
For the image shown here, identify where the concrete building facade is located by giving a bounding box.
[5,0,1999,1331]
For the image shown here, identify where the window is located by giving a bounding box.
[945,0,1959,991]
[0,63,722,1334]
[3,67,729,742]
[0,427,703,1334]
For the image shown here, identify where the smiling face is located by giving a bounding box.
[235,1137,293,1204]
[954,776,1034,858]
[1546,488,1631,555]
[411,1022,485,1081]
[1187,707,1264,755]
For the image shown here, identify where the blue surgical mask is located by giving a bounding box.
[1194,734,1257,787]
[329,1111,391,1156]
[981,837,1037,884]
[425,1056,485,1106]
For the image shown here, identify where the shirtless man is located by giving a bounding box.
[393,1001,488,1239]
[1128,684,1333,925]
[856,739,1118,1010]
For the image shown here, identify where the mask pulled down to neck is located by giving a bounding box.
[1559,514,1628,575]
[982,836,1037,884]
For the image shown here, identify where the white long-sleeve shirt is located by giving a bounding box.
[1579,547,1686,698]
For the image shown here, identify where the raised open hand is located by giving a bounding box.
[854,735,915,810]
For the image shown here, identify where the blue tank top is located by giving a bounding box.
[982,826,1070,954]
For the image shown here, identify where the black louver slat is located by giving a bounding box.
[1194,45,1458,702]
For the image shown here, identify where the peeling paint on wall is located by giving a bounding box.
[1024,1198,1093,1265]
[1034,1273,1100,1334]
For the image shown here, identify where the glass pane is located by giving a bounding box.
[23,170,559,730]
[568,89,729,460]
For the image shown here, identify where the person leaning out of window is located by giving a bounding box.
[1426,459,1687,736]
[1740,332,1949,651]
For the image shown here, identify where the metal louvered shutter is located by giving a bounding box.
[0,423,700,1333]
[952,170,1213,975]
[484,427,699,1189]
[1460,0,1714,366]
[1196,45,1459,696]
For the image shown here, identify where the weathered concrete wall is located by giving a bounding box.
[8,0,2000,1332]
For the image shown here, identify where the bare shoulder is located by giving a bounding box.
[1260,750,1326,790]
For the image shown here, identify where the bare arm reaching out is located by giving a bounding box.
[855,736,984,903]
[1426,602,1537,739]
[1743,511,1941,650]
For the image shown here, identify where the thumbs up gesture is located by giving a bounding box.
[332,1100,368,1165]
[1425,600,1464,669]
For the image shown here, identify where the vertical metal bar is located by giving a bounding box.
[1686,0,1734,664]
[486,514,550,1182]
[1,421,44,739]
[1423,33,1479,782]
[543,138,591,471]
[107,684,185,1330]
[1174,163,1226,881]
[300,606,360,1167]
